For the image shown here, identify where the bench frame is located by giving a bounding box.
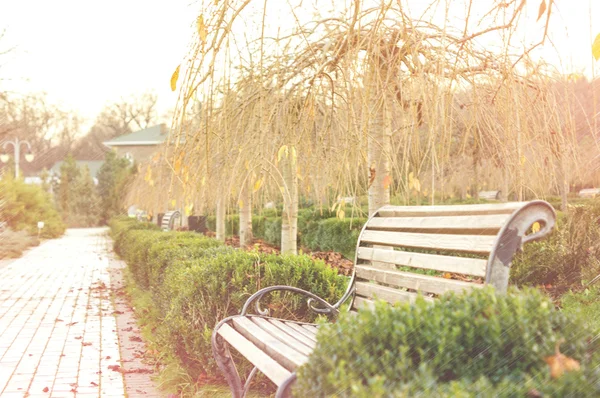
[161,210,181,231]
[212,201,556,397]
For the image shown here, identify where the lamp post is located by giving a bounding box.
[0,138,35,179]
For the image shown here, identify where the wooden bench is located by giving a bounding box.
[478,190,501,200]
[579,188,600,198]
[211,201,556,397]
[161,210,181,231]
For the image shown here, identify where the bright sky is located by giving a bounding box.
[0,0,197,122]
[0,0,599,128]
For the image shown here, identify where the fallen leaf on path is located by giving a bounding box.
[82,342,92,346]
[42,387,49,392]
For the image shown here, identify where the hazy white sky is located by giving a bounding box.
[0,0,599,127]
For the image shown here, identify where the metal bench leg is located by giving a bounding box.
[212,323,244,398]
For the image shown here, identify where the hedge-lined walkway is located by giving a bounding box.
[0,228,144,397]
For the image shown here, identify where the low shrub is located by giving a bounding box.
[0,176,66,238]
[110,217,347,381]
[0,228,40,259]
[512,200,600,288]
[296,287,600,396]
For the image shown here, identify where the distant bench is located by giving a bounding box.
[478,190,501,200]
[161,210,181,231]
[211,201,556,397]
[579,188,600,198]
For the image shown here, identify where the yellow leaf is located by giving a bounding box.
[201,175,206,186]
[442,273,452,279]
[532,222,541,233]
[520,156,526,166]
[414,178,421,193]
[174,154,183,174]
[466,193,472,199]
[144,166,152,182]
[245,160,250,170]
[331,201,338,213]
[545,340,580,379]
[197,15,207,43]
[593,34,600,61]
[170,199,176,207]
[277,145,288,162]
[279,186,285,195]
[383,175,392,190]
[170,65,180,92]
[238,199,244,209]
[185,203,194,216]
[537,0,546,22]
[337,209,345,220]
[290,146,297,164]
[253,178,263,193]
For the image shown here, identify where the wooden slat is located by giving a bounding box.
[356,281,434,305]
[352,296,375,310]
[217,323,291,386]
[250,317,313,356]
[300,324,319,336]
[356,265,482,295]
[268,319,317,349]
[284,322,318,342]
[360,230,496,254]
[375,202,526,217]
[231,317,308,370]
[357,247,487,277]
[366,214,508,234]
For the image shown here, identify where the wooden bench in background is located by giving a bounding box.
[161,210,181,231]
[478,190,501,200]
[579,188,600,199]
[211,201,556,397]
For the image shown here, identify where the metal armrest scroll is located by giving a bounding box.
[241,285,339,317]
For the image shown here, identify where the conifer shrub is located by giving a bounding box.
[0,176,65,238]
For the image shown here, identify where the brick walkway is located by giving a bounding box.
[0,228,125,397]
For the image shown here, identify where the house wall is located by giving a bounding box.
[110,145,160,162]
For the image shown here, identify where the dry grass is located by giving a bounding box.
[0,228,40,259]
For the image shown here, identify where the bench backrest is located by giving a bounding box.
[478,190,501,200]
[349,201,555,311]
[161,210,181,231]
[579,188,600,198]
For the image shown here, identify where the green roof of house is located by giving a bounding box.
[103,124,168,146]
[50,160,105,179]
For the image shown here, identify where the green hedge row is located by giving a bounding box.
[109,217,347,379]
[296,287,600,396]
[206,211,366,258]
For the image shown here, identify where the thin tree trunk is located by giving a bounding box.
[216,197,226,242]
[281,147,298,254]
[367,86,392,216]
[239,179,253,247]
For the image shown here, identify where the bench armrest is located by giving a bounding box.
[241,285,339,317]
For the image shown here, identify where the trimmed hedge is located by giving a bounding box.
[296,287,600,396]
[207,212,365,258]
[110,217,347,379]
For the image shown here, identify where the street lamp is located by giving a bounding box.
[1,138,35,179]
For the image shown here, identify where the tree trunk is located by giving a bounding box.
[367,86,392,216]
[216,197,226,242]
[239,179,253,247]
[281,147,298,254]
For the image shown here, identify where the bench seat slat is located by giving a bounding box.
[356,265,482,296]
[268,319,317,349]
[300,324,319,336]
[284,322,318,342]
[250,317,314,355]
[355,281,435,306]
[376,202,525,217]
[232,317,308,370]
[360,230,496,254]
[353,296,376,310]
[217,323,291,386]
[357,247,487,277]
[366,214,508,234]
